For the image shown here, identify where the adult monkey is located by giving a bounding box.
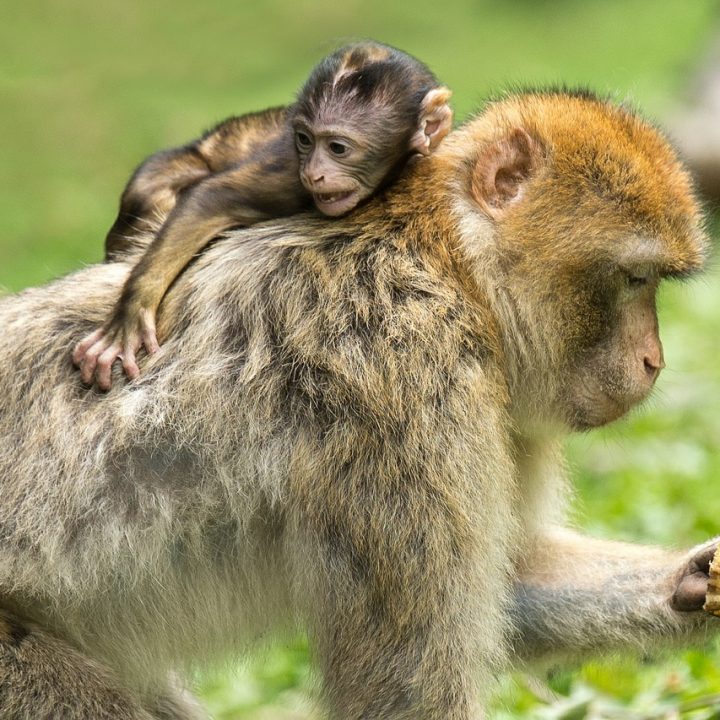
[0,91,715,718]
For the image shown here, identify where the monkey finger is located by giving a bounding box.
[689,541,718,574]
[79,337,112,385]
[95,344,122,391]
[121,347,140,382]
[671,571,709,612]
[72,328,105,366]
[140,313,160,354]
[142,328,160,355]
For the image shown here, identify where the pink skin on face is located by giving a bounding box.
[311,188,366,216]
[298,132,373,216]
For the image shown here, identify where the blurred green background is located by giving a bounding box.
[4,1,720,717]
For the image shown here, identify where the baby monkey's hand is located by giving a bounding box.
[72,306,160,391]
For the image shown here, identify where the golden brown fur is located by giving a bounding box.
[0,91,716,718]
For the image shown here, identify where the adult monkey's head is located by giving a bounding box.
[433,91,706,432]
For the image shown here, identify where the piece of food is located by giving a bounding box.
[703,548,720,616]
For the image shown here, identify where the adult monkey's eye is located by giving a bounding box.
[627,273,648,288]
[296,131,313,149]
[329,141,349,156]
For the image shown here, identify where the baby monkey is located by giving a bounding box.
[74,42,453,390]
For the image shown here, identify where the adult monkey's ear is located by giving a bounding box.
[410,87,454,156]
[471,128,540,221]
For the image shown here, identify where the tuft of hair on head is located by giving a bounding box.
[294,41,443,129]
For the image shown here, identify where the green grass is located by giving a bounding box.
[3,1,720,717]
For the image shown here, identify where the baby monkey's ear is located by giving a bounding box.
[410,87,453,156]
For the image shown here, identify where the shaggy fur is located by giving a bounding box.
[0,91,715,718]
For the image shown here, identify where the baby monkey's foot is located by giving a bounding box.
[72,310,160,391]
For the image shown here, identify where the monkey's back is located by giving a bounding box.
[0,216,511,683]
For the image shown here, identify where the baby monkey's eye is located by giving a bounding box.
[328,141,349,157]
[296,132,313,149]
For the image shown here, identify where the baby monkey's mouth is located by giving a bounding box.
[315,190,353,204]
[312,189,360,217]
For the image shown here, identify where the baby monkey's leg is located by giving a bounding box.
[105,146,210,261]
[104,108,291,261]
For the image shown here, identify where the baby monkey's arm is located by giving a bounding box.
[74,157,306,390]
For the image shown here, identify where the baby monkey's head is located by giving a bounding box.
[292,42,452,216]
